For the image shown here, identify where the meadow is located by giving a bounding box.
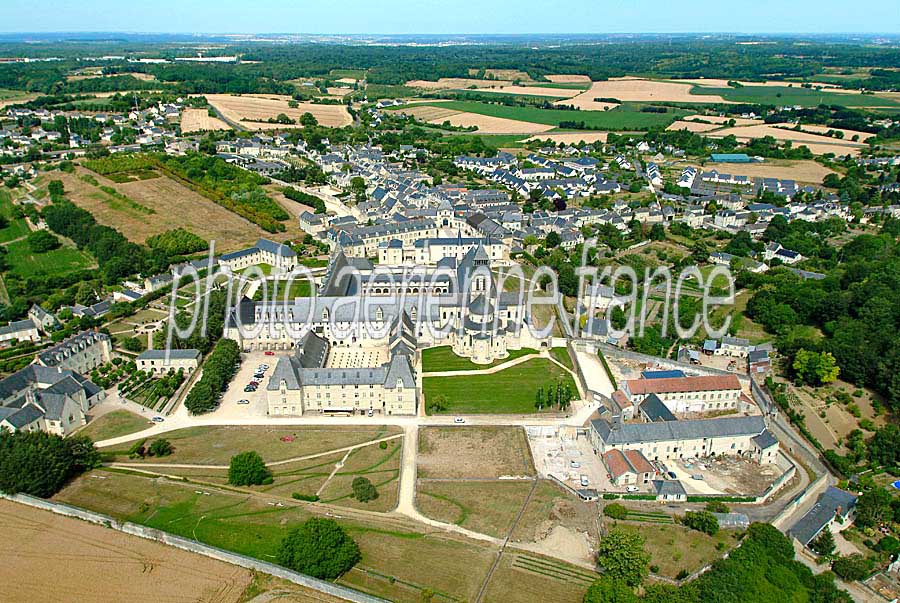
[690,85,900,108]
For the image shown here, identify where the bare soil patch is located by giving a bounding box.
[180,108,231,133]
[0,499,251,603]
[418,426,535,479]
[206,94,352,129]
[564,77,730,107]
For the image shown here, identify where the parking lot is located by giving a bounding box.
[527,427,626,493]
[215,351,280,419]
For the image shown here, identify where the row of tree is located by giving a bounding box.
[183,338,240,414]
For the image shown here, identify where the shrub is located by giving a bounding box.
[379,441,388,450]
[831,554,874,581]
[291,493,320,502]
[277,518,361,579]
[228,451,272,486]
[676,569,690,580]
[603,503,628,519]
[148,439,173,457]
[683,510,719,535]
[27,230,62,253]
[351,476,379,502]
[705,500,730,514]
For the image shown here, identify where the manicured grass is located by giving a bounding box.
[240,263,274,276]
[617,523,738,579]
[423,358,578,414]
[409,101,687,130]
[417,480,534,538]
[690,85,900,108]
[421,345,538,372]
[4,237,95,278]
[550,347,574,370]
[103,425,400,464]
[77,410,153,442]
[252,278,313,301]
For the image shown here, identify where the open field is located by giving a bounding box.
[206,94,352,128]
[56,169,266,251]
[524,131,609,145]
[422,358,578,414]
[54,470,497,603]
[180,107,231,132]
[666,120,723,133]
[615,523,738,580]
[418,426,534,479]
[435,111,555,134]
[545,74,592,84]
[704,123,867,155]
[4,237,95,278]
[104,425,401,464]
[0,498,251,603]
[78,410,153,442]
[0,88,37,109]
[417,480,534,538]
[690,84,900,108]
[563,77,730,107]
[399,104,463,122]
[421,345,537,372]
[402,100,684,131]
[681,114,764,126]
[457,85,581,98]
[481,553,595,603]
[406,77,513,90]
[704,159,837,183]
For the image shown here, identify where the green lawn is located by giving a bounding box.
[252,279,313,301]
[422,346,538,372]
[405,101,687,130]
[423,358,578,414]
[77,410,152,442]
[4,238,94,278]
[690,85,900,108]
[240,263,274,276]
[550,347,574,370]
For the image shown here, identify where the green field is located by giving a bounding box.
[690,85,900,108]
[252,278,313,301]
[0,190,30,244]
[421,346,538,372]
[409,100,687,130]
[531,81,593,90]
[4,237,95,278]
[0,88,33,102]
[77,410,152,442]
[423,358,578,414]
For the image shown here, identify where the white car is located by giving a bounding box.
[453,417,465,424]
[237,399,250,405]
[151,416,164,423]
[579,475,589,487]
[570,461,581,469]
[626,485,640,492]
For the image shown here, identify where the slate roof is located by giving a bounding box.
[789,487,857,545]
[752,430,778,450]
[591,415,767,446]
[137,349,201,361]
[639,393,677,422]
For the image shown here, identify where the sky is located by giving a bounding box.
[2,0,898,35]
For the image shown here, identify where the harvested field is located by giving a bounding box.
[666,120,723,133]
[466,85,581,98]
[482,69,533,81]
[792,123,875,141]
[57,169,267,251]
[0,499,251,603]
[406,77,513,90]
[682,114,764,126]
[399,105,462,122]
[704,159,837,183]
[180,108,231,133]
[546,74,592,83]
[418,426,535,479]
[206,94,352,129]
[705,123,866,155]
[525,132,609,144]
[434,111,555,134]
[417,480,534,538]
[563,77,730,108]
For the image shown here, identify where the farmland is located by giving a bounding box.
[399,100,687,130]
[690,84,900,108]
[180,107,231,132]
[206,94,352,128]
[422,358,578,414]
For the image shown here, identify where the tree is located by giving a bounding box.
[351,476,379,502]
[26,230,61,253]
[603,503,628,520]
[682,510,719,535]
[349,176,367,202]
[810,527,836,556]
[793,349,840,386]
[705,500,730,514]
[427,394,447,414]
[855,487,892,529]
[228,451,272,486]
[148,439,173,457]
[831,554,873,582]
[545,231,561,248]
[0,431,99,497]
[649,223,666,241]
[595,528,650,587]
[277,517,361,580]
[583,578,638,603]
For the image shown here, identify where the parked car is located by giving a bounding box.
[237,399,250,405]
[666,471,677,480]
[579,475,589,487]
[626,485,639,492]
[453,417,465,424]
[152,416,164,423]
[569,460,581,469]
[366,409,373,417]
[264,351,275,356]
[691,474,704,481]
